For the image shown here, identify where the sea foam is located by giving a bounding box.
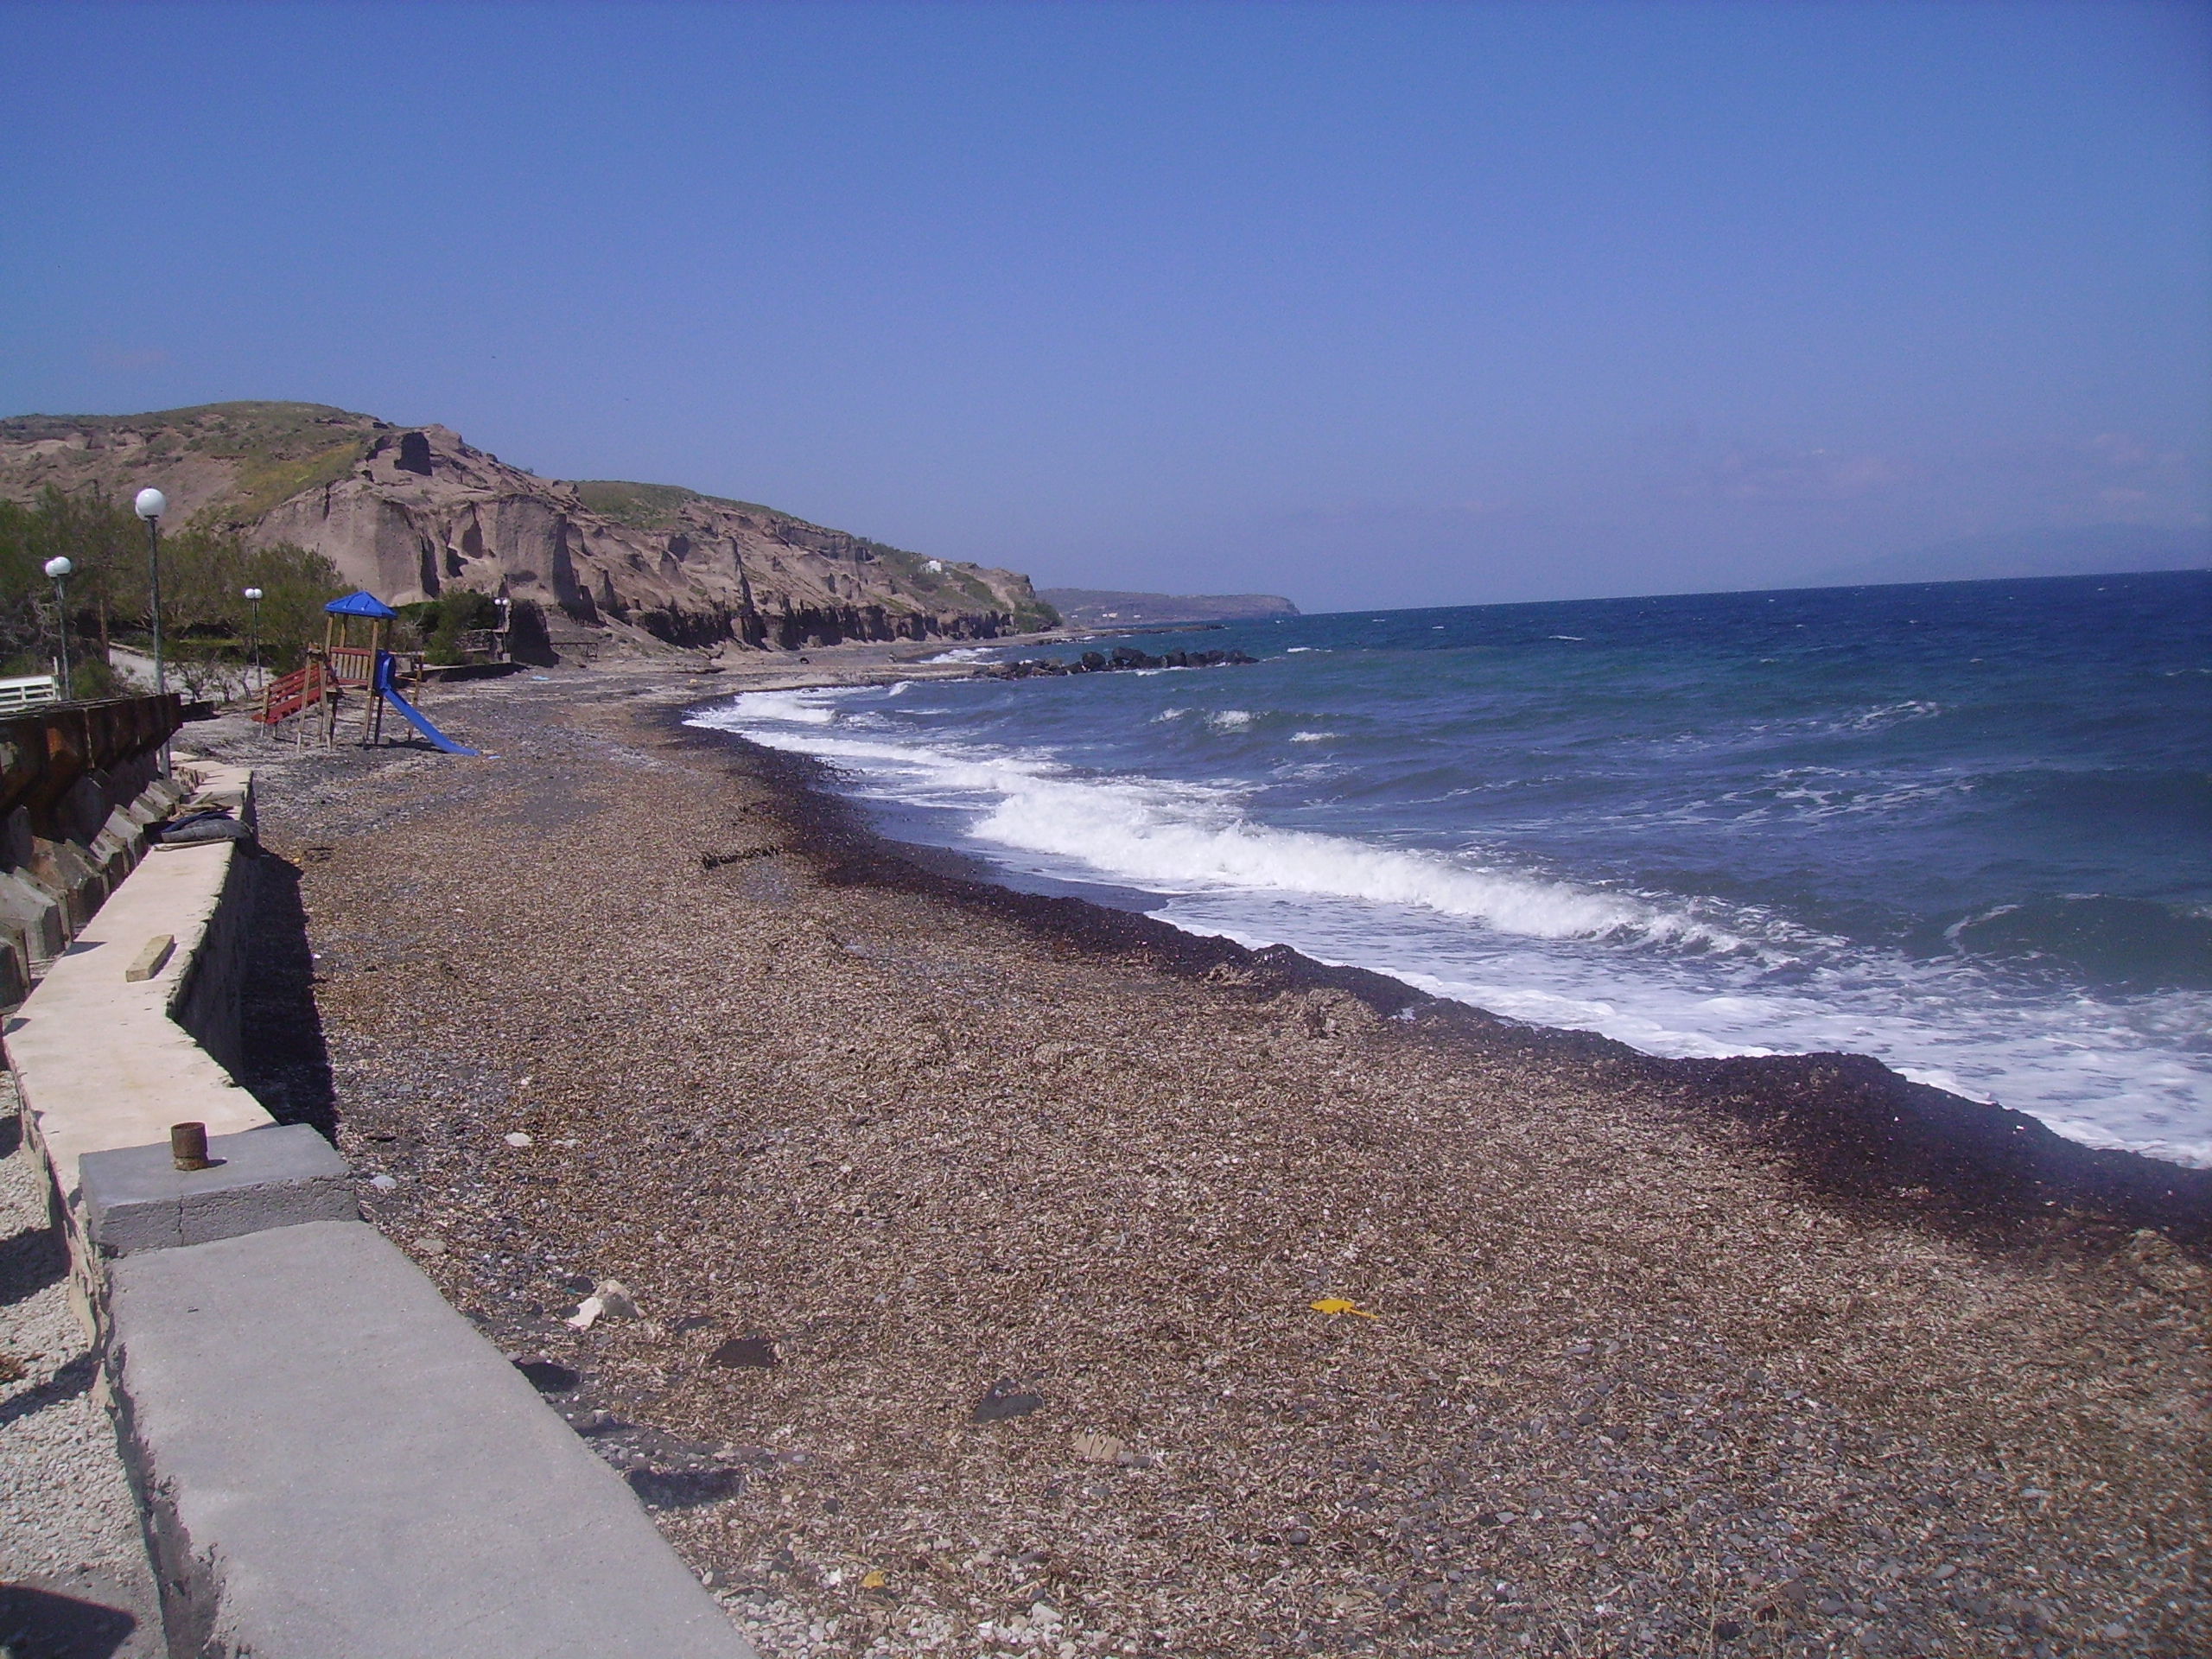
[691,690,1735,948]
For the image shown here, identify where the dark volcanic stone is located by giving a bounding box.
[973,1377,1045,1421]
[513,1358,581,1394]
[710,1335,778,1369]
[626,1467,746,1509]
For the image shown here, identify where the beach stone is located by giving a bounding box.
[710,1337,778,1369]
[1071,1430,1126,1463]
[512,1359,581,1394]
[627,1467,746,1509]
[973,1378,1045,1421]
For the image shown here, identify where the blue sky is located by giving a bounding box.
[3,1,2206,609]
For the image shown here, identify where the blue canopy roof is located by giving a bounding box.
[325,590,399,620]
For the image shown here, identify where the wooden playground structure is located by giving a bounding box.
[253,593,479,755]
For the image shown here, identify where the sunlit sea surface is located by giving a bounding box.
[690,571,2212,1167]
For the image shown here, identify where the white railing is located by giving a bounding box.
[0,675,60,715]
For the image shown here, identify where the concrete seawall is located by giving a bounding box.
[11,762,269,1274]
[4,738,756,1658]
[0,694,185,1007]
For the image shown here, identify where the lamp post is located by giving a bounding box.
[42,556,73,696]
[243,587,264,694]
[135,487,168,773]
[134,488,167,695]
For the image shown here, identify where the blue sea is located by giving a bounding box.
[690,570,2212,1168]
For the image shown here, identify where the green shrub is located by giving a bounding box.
[0,486,344,697]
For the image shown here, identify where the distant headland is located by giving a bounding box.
[1039,588,1299,626]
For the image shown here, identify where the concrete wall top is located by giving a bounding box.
[8,771,270,1217]
[110,1222,756,1659]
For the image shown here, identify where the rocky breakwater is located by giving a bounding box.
[0,401,1058,656]
[984,643,1258,678]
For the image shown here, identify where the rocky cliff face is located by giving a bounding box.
[0,402,1057,650]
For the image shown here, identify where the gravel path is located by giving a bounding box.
[0,1070,164,1659]
[168,660,2212,1658]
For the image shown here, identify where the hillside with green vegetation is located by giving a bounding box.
[0,403,1057,650]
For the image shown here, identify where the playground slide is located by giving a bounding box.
[373,654,481,756]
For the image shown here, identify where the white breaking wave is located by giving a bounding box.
[690,690,1739,948]
[721,690,838,725]
[1207,709,1255,731]
[1848,699,1942,731]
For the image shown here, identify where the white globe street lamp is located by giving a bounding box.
[43,556,73,695]
[243,587,265,693]
[135,487,170,772]
[133,487,168,698]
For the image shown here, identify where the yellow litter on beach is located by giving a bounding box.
[1309,1297,1378,1319]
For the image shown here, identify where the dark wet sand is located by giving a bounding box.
[206,659,2207,1659]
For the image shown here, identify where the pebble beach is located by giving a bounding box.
[7,647,2208,1658]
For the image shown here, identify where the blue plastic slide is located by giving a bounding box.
[373,652,481,755]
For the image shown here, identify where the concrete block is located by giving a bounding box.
[2,804,35,868]
[58,773,110,843]
[79,1125,357,1256]
[0,867,67,961]
[106,1222,756,1659]
[2,809,35,871]
[103,803,150,858]
[92,826,135,887]
[109,746,159,805]
[29,838,106,930]
[123,933,175,982]
[0,933,28,1007]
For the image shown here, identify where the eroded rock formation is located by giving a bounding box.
[0,402,1058,651]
